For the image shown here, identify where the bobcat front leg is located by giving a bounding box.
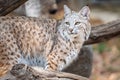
[0,32,21,77]
[45,50,70,71]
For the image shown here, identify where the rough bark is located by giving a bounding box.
[0,0,27,16]
[85,19,120,45]
[0,64,88,80]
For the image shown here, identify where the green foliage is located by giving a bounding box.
[96,43,107,53]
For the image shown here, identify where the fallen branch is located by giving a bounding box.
[0,64,88,80]
[85,19,120,45]
[0,0,27,16]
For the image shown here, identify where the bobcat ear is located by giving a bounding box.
[79,6,90,19]
[64,5,71,16]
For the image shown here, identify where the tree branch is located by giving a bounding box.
[0,64,88,80]
[85,19,120,45]
[0,0,27,16]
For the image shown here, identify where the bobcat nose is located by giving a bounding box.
[69,28,73,33]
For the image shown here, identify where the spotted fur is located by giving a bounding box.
[0,5,91,76]
[45,5,91,71]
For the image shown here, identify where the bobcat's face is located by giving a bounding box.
[64,12,83,35]
[61,5,91,41]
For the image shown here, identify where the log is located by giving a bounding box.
[0,0,27,16]
[85,19,120,45]
[0,64,88,80]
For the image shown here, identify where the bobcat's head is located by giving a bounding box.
[59,5,91,42]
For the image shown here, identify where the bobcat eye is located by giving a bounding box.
[65,22,70,25]
[75,22,81,25]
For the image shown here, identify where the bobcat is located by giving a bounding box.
[0,5,91,76]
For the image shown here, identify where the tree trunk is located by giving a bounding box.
[0,0,27,16]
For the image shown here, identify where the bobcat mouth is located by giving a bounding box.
[69,31,77,34]
[71,32,76,34]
